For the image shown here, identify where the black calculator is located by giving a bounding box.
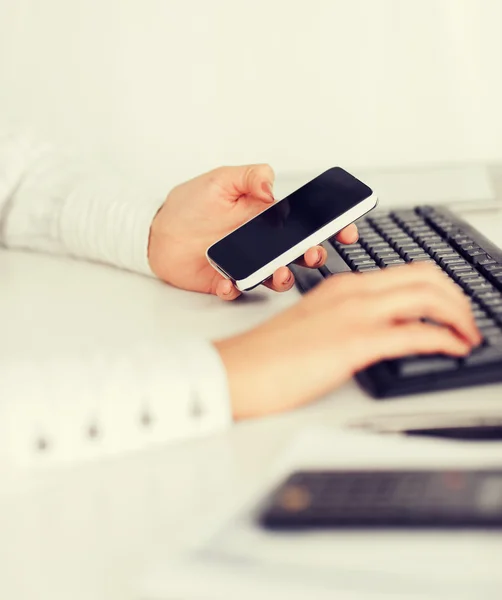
[258,469,502,529]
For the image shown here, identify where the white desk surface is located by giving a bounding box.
[1,191,502,599]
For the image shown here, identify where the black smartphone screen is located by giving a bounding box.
[207,167,372,281]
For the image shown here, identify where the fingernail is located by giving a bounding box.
[284,272,293,285]
[223,282,232,295]
[315,249,323,265]
[261,181,274,201]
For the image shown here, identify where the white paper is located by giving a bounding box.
[141,427,502,600]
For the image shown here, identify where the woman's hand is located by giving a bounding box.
[214,263,482,419]
[148,164,358,300]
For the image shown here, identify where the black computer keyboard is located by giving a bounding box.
[290,205,502,399]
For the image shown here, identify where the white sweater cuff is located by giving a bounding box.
[59,177,164,276]
[0,338,232,468]
[0,134,165,277]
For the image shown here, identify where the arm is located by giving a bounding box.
[0,132,481,468]
[0,337,231,467]
[0,130,163,274]
[0,131,232,467]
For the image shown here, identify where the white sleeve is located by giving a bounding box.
[0,337,232,468]
[0,130,163,276]
[0,132,233,467]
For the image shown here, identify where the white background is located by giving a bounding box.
[1,0,501,187]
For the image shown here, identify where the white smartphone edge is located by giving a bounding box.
[206,191,378,292]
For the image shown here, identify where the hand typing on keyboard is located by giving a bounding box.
[215,263,481,419]
[290,206,502,398]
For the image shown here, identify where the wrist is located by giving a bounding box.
[147,205,164,278]
[214,332,273,421]
[214,311,355,420]
[213,319,315,421]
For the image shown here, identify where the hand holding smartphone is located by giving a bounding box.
[206,167,377,291]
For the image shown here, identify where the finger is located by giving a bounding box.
[322,262,461,305]
[295,246,327,269]
[360,263,467,307]
[305,263,469,320]
[215,278,242,301]
[334,223,359,245]
[353,322,472,373]
[356,262,449,293]
[367,283,481,345]
[262,266,295,292]
[226,164,275,204]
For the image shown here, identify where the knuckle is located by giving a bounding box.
[413,282,440,302]
[255,163,275,181]
[206,167,227,186]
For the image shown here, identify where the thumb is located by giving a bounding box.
[229,163,276,204]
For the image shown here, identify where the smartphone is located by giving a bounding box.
[206,167,378,291]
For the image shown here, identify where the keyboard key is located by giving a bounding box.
[349,258,377,269]
[481,292,502,303]
[341,245,366,255]
[466,248,488,257]
[433,250,458,262]
[460,244,482,252]
[459,274,485,284]
[381,259,406,268]
[474,255,497,266]
[408,256,434,263]
[362,241,390,251]
[320,244,352,276]
[403,250,428,259]
[391,238,414,248]
[451,235,472,246]
[483,264,502,274]
[479,325,502,337]
[429,242,451,250]
[340,243,363,251]
[374,251,400,261]
[420,239,444,252]
[446,269,473,281]
[477,291,501,301]
[485,273,502,291]
[382,231,404,243]
[355,265,381,273]
[397,243,421,252]
[395,355,459,377]
[468,284,495,297]
[448,263,473,272]
[439,255,464,263]
[438,255,464,268]
[466,249,486,260]
[464,345,502,366]
[476,317,497,329]
[348,251,372,260]
[456,271,481,281]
